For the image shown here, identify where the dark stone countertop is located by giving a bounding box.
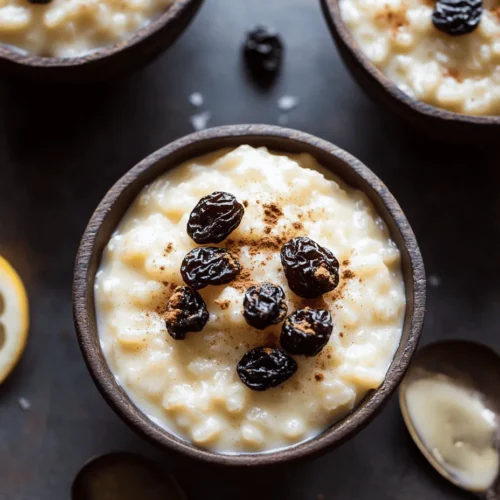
[0,0,497,498]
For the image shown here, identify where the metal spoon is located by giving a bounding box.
[72,452,187,500]
[400,341,500,499]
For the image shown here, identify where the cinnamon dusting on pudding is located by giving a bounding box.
[263,203,283,228]
[164,243,174,255]
[229,269,254,292]
[216,300,230,310]
[375,5,408,30]
[445,68,464,83]
[342,270,355,280]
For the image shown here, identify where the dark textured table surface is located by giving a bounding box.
[0,1,498,499]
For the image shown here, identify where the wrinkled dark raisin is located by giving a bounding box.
[432,0,482,35]
[28,0,51,3]
[237,347,297,391]
[181,247,241,289]
[243,26,283,85]
[165,286,209,340]
[280,308,333,356]
[243,283,288,330]
[280,237,339,299]
[187,192,245,244]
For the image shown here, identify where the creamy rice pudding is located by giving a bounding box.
[94,145,406,453]
[340,0,500,115]
[0,0,173,57]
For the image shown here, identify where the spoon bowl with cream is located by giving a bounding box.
[400,341,500,498]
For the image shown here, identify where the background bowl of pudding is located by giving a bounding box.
[320,0,500,141]
[0,0,203,83]
[73,124,426,466]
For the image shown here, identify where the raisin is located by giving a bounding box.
[243,26,283,86]
[243,283,288,330]
[187,192,245,244]
[165,286,209,340]
[181,247,241,289]
[280,308,333,356]
[432,0,482,35]
[280,237,339,299]
[237,347,297,391]
[28,0,51,3]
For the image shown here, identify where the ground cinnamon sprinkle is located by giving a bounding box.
[376,6,408,29]
[315,373,324,382]
[292,221,304,230]
[446,68,463,83]
[226,236,284,256]
[263,203,283,228]
[342,270,355,280]
[215,300,230,310]
[243,200,249,207]
[163,287,184,323]
[164,243,174,255]
[229,269,254,292]
[342,259,350,266]
[295,319,316,335]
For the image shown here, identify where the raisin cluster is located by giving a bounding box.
[163,191,341,392]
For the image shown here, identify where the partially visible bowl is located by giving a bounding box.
[320,0,500,141]
[73,124,426,466]
[0,0,203,83]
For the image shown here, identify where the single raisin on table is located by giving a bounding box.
[280,308,333,357]
[280,237,339,299]
[181,247,241,289]
[243,283,288,330]
[187,192,245,244]
[432,0,482,35]
[243,26,283,85]
[237,346,297,391]
[164,286,209,340]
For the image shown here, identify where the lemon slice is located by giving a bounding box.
[0,256,29,384]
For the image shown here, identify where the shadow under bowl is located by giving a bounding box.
[0,0,203,83]
[320,0,500,142]
[73,124,426,467]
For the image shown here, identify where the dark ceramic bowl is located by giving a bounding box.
[73,124,426,466]
[0,0,203,83]
[321,0,500,141]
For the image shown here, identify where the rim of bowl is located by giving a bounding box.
[0,0,200,68]
[321,0,500,126]
[73,124,426,467]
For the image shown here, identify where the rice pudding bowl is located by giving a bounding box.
[340,0,500,115]
[0,0,174,57]
[94,145,406,453]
